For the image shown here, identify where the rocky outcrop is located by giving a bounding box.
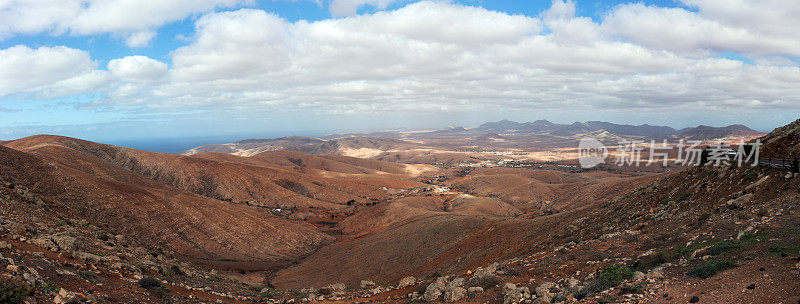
[503,282,531,304]
[424,277,448,302]
[398,276,416,288]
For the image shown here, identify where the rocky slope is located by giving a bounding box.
[1,119,798,304]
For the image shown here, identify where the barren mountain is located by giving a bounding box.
[2,120,798,304]
[0,137,333,267]
[678,124,763,140]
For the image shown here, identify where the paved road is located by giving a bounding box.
[759,158,797,168]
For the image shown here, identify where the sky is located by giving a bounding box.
[2,0,800,149]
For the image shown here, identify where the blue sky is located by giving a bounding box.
[1,0,799,149]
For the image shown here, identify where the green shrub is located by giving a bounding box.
[743,169,758,182]
[707,241,738,256]
[689,259,736,279]
[598,265,634,289]
[41,281,60,293]
[631,252,668,271]
[676,192,692,204]
[0,278,31,304]
[78,271,97,280]
[576,265,634,299]
[621,283,644,294]
[138,277,170,299]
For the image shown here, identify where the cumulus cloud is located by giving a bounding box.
[84,0,800,115]
[0,45,111,97]
[603,1,800,58]
[6,0,800,119]
[329,0,398,17]
[108,56,168,82]
[0,0,247,47]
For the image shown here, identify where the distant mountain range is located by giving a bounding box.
[183,136,414,157]
[183,119,764,156]
[474,119,763,139]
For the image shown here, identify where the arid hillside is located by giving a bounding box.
[1,122,798,304]
[0,135,430,267]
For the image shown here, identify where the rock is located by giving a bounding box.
[398,276,416,288]
[443,286,466,302]
[647,266,664,279]
[745,176,769,190]
[71,251,102,264]
[443,278,467,302]
[50,234,77,251]
[6,264,20,273]
[469,263,501,288]
[423,277,448,302]
[23,269,41,285]
[472,262,499,279]
[632,271,646,281]
[53,288,79,304]
[0,241,9,250]
[448,277,465,288]
[689,296,700,303]
[468,286,483,293]
[566,277,581,290]
[534,282,556,302]
[32,237,56,251]
[326,283,346,290]
[360,280,376,288]
[503,283,531,304]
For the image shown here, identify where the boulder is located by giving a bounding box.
[398,276,416,288]
[32,237,56,251]
[6,264,20,273]
[566,277,581,290]
[325,283,346,291]
[23,268,41,285]
[54,288,80,304]
[0,241,10,249]
[534,282,556,302]
[647,266,664,279]
[443,278,467,302]
[468,286,483,293]
[360,280,376,288]
[423,277,448,302]
[50,234,78,251]
[443,286,466,302]
[71,251,103,264]
[503,283,531,304]
[472,262,499,279]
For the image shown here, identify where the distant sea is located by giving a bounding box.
[107,136,243,154]
[105,131,330,154]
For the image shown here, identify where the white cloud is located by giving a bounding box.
[86,0,800,115]
[6,0,800,120]
[125,31,157,48]
[0,0,248,47]
[108,56,168,82]
[329,0,398,17]
[603,1,800,58]
[0,45,111,97]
